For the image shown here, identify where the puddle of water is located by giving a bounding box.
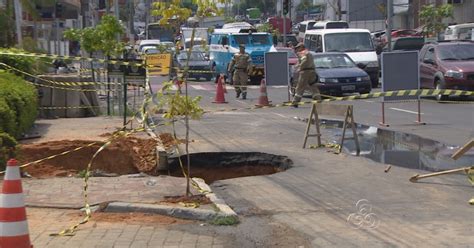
[318,119,473,172]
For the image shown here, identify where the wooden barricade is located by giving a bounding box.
[302,103,360,156]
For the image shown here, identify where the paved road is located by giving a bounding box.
[150,82,474,246]
[149,77,473,146]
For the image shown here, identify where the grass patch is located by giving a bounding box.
[210,215,239,226]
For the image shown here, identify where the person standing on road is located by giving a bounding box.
[291,43,321,107]
[228,44,252,100]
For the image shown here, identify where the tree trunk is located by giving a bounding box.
[183,26,196,197]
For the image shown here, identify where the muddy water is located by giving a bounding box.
[319,120,473,172]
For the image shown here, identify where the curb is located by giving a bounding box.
[104,202,217,221]
[102,179,237,222]
[192,177,238,217]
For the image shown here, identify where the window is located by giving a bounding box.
[299,24,306,33]
[232,35,248,45]
[423,47,435,62]
[305,34,322,52]
[314,54,356,69]
[324,32,374,52]
[250,34,271,45]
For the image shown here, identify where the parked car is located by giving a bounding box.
[444,23,474,41]
[275,47,298,65]
[174,51,214,81]
[275,34,298,47]
[290,52,372,96]
[419,41,474,101]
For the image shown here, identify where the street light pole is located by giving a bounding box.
[13,0,22,47]
[386,0,393,52]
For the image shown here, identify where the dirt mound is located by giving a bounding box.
[18,136,159,178]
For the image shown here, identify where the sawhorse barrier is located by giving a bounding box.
[302,103,360,156]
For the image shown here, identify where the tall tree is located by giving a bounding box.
[419,4,453,38]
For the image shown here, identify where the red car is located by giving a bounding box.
[275,47,298,65]
[419,41,474,101]
[380,29,422,46]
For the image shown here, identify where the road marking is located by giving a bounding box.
[192,85,206,90]
[389,108,424,115]
[272,113,287,118]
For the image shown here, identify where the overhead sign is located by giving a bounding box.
[146,53,172,76]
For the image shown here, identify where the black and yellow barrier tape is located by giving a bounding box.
[0,51,145,67]
[0,62,119,92]
[203,89,474,114]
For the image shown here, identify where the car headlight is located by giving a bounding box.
[320,78,338,83]
[356,76,371,82]
[366,61,379,68]
[445,70,464,79]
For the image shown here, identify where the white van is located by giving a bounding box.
[304,28,379,87]
[297,20,316,41]
[444,23,474,41]
[297,20,349,42]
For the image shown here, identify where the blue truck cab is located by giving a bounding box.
[209,27,275,81]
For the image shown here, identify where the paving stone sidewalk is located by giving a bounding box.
[22,175,200,208]
[27,208,232,248]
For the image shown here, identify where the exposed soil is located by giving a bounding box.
[69,212,193,225]
[17,139,288,183]
[159,133,187,150]
[18,136,159,178]
[169,165,283,184]
[162,194,212,205]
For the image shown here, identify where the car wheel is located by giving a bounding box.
[205,76,212,81]
[195,77,201,82]
[435,80,448,102]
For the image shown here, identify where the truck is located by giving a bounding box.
[181,27,209,51]
[268,16,292,34]
[209,27,276,83]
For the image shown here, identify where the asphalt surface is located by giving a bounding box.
[146,77,474,247]
[150,77,474,146]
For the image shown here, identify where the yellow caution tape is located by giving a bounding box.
[467,168,474,185]
[203,90,474,115]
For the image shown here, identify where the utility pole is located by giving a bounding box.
[129,0,135,45]
[13,0,22,47]
[337,0,342,21]
[386,0,393,52]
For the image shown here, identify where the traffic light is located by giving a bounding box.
[283,0,290,15]
[55,2,63,18]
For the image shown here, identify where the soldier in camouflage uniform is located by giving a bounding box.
[291,43,321,107]
[228,44,252,99]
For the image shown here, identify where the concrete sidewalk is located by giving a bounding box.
[168,106,474,247]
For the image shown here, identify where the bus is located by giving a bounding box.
[146,23,176,42]
[209,28,276,82]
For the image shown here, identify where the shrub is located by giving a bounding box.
[0,48,39,74]
[0,71,38,138]
[0,132,17,170]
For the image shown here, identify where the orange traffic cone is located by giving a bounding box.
[0,159,33,248]
[213,75,228,104]
[256,79,272,107]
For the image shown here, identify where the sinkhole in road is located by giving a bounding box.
[166,152,292,184]
[302,118,473,172]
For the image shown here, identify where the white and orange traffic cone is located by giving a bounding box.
[256,79,272,107]
[212,75,228,104]
[0,159,33,248]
